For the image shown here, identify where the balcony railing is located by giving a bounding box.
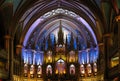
[109,65,119,77]
[0,49,7,59]
[0,68,8,79]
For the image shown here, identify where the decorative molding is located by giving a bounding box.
[4,35,11,39]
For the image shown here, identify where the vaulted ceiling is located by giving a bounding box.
[0,0,119,49]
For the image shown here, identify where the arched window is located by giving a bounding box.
[87,64,92,76]
[30,65,35,78]
[30,65,34,75]
[93,62,97,73]
[70,64,75,75]
[80,64,85,76]
[46,65,52,75]
[56,59,66,74]
[37,65,42,75]
[37,65,42,78]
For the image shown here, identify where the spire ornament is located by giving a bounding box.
[58,20,64,45]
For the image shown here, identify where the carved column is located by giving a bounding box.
[16,44,22,78]
[4,35,11,78]
[4,35,11,51]
[10,37,14,81]
[103,34,112,81]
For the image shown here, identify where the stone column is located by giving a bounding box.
[10,37,14,81]
[4,35,11,79]
[103,34,112,81]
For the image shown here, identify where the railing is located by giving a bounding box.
[0,49,7,59]
[108,65,119,77]
[0,49,8,79]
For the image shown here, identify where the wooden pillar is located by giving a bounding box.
[4,35,11,79]
[10,37,14,81]
[103,34,112,81]
[4,35,11,51]
[4,35,15,81]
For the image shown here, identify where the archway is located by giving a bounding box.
[56,59,66,75]
[19,1,103,81]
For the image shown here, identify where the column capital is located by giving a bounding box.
[16,44,23,48]
[4,35,11,39]
[115,15,120,22]
[16,44,23,55]
[103,33,112,38]
[98,43,104,47]
[98,43,104,53]
[103,33,113,46]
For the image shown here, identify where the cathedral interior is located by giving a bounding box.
[0,0,120,81]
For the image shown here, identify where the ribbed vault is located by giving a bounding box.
[21,8,98,50]
[16,1,104,47]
